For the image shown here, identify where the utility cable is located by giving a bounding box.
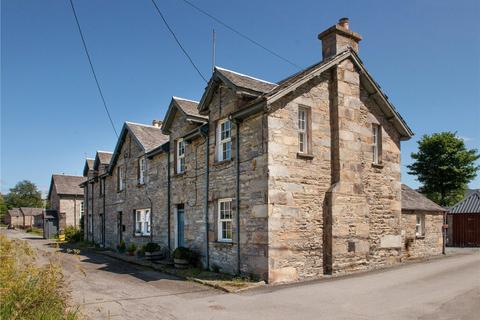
[69,0,119,137]
[150,0,208,83]
[180,0,301,70]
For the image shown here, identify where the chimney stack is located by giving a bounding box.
[318,18,362,60]
[152,120,162,128]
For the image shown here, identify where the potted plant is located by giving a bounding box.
[127,243,137,256]
[117,240,126,253]
[144,242,161,257]
[172,247,193,269]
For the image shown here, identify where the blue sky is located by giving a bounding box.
[2,0,479,196]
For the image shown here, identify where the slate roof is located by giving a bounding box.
[162,97,207,134]
[109,122,169,172]
[215,67,277,94]
[49,174,85,198]
[20,207,43,216]
[401,184,446,213]
[7,208,21,217]
[83,158,95,176]
[126,122,169,153]
[97,151,113,165]
[172,97,206,118]
[448,191,480,214]
[86,159,94,169]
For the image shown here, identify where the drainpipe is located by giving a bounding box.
[85,183,89,241]
[442,211,446,255]
[167,147,171,252]
[203,129,210,269]
[234,118,241,275]
[103,178,106,247]
[74,194,77,229]
[91,181,94,244]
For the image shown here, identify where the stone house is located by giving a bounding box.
[19,207,44,228]
[47,174,85,230]
[82,18,446,284]
[82,122,169,249]
[401,184,445,259]
[5,208,22,228]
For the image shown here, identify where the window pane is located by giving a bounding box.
[299,132,305,153]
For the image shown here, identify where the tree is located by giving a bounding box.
[0,194,7,223]
[408,132,480,206]
[4,180,44,209]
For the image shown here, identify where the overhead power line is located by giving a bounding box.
[68,0,119,137]
[150,0,208,83]
[180,0,302,70]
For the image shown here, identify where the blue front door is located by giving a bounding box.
[177,205,185,247]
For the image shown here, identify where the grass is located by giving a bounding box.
[26,226,43,236]
[0,234,80,319]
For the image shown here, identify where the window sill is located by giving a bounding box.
[173,172,186,177]
[415,235,425,240]
[297,152,314,160]
[136,183,145,188]
[134,234,151,238]
[117,189,124,193]
[214,240,234,245]
[213,159,233,166]
[371,163,384,169]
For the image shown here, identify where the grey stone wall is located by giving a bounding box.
[103,131,169,252]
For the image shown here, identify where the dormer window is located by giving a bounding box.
[176,139,185,174]
[217,119,231,162]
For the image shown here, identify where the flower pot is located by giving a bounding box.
[174,258,189,269]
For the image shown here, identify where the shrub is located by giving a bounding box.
[172,246,197,263]
[0,235,79,319]
[144,242,161,253]
[127,243,137,254]
[117,240,126,253]
[64,226,82,243]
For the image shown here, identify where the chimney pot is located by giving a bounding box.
[152,120,162,127]
[338,17,349,29]
[318,18,362,60]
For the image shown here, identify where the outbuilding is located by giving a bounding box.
[5,208,22,228]
[447,191,480,247]
[401,184,446,259]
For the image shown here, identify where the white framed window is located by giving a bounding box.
[217,119,231,161]
[217,198,233,242]
[138,157,146,184]
[416,214,425,238]
[372,124,382,164]
[135,209,151,236]
[298,107,309,153]
[99,178,105,196]
[176,139,185,173]
[117,166,125,191]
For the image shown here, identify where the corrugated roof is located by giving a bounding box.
[20,207,43,216]
[401,184,446,212]
[50,174,85,197]
[448,191,480,214]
